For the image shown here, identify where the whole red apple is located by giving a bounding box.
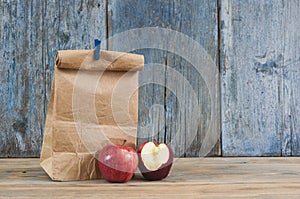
[97,144,138,183]
[137,141,173,181]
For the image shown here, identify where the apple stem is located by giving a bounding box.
[122,139,127,146]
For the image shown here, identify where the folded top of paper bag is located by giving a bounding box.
[56,50,144,71]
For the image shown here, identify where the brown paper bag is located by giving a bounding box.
[40,50,144,181]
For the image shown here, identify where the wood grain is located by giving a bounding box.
[165,0,220,157]
[0,158,300,198]
[220,0,300,156]
[0,0,45,157]
[282,1,300,156]
[108,0,220,157]
[0,0,107,157]
[108,0,170,152]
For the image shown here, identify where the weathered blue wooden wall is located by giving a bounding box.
[0,0,299,157]
[221,0,300,156]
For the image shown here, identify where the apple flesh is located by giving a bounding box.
[137,141,173,181]
[97,144,138,183]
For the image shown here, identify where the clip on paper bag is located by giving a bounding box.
[40,50,144,181]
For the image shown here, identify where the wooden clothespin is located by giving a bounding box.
[94,39,101,60]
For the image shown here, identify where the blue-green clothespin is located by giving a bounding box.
[94,39,101,60]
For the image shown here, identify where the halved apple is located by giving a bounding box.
[137,141,173,181]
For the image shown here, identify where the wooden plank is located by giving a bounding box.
[0,0,45,157]
[108,0,220,157]
[0,158,300,198]
[220,0,292,156]
[282,1,300,156]
[108,0,169,149]
[166,0,220,157]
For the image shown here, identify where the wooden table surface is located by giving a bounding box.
[0,158,299,198]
